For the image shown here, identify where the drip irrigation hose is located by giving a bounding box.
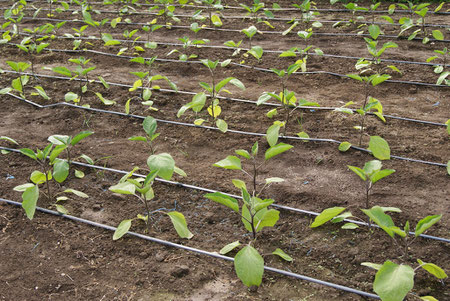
[9,7,450,29]
[2,28,443,68]
[3,92,448,170]
[0,197,381,299]
[1,38,448,88]
[9,14,450,44]
[5,0,449,15]
[2,69,447,128]
[0,146,448,245]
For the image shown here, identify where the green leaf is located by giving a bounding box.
[65,92,79,102]
[143,116,157,137]
[14,183,35,192]
[265,143,293,160]
[415,215,442,237]
[266,123,280,147]
[417,259,447,279]
[174,166,187,177]
[22,185,39,220]
[53,159,69,183]
[213,155,242,170]
[361,262,383,270]
[33,85,50,100]
[373,261,414,301]
[63,189,88,198]
[348,166,366,181]
[362,206,396,238]
[342,223,359,229]
[113,219,132,240]
[369,136,390,160]
[311,207,346,228]
[147,153,175,180]
[0,136,18,145]
[166,211,193,239]
[370,169,395,184]
[55,204,69,215]
[71,131,93,146]
[109,182,136,195]
[338,142,351,152]
[265,177,284,184]
[0,87,12,95]
[75,169,84,178]
[432,30,444,41]
[368,24,380,40]
[420,296,438,301]
[211,14,222,27]
[204,192,239,213]
[234,245,264,287]
[235,149,250,159]
[216,119,228,133]
[30,170,48,184]
[272,248,293,262]
[232,179,247,190]
[219,241,241,254]
[20,148,37,160]
[52,66,72,77]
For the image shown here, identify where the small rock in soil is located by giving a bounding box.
[92,204,102,211]
[249,285,258,293]
[155,251,166,262]
[170,265,190,278]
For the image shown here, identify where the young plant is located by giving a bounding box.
[364,24,400,74]
[167,36,209,61]
[240,0,274,26]
[177,59,245,133]
[361,206,446,301]
[47,130,94,165]
[192,0,224,27]
[150,0,180,24]
[292,0,321,27]
[257,62,320,136]
[128,116,160,155]
[205,139,293,288]
[427,47,449,86]
[50,56,97,104]
[224,40,243,56]
[110,156,190,240]
[14,143,88,219]
[241,25,259,49]
[18,25,51,76]
[128,57,177,109]
[348,159,395,209]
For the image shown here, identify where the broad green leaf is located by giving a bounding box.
[417,259,447,279]
[362,206,396,238]
[216,119,228,133]
[420,297,438,301]
[373,261,414,301]
[380,207,402,213]
[266,123,280,147]
[348,166,366,181]
[232,179,247,190]
[415,215,442,237]
[48,135,70,146]
[255,208,279,231]
[174,166,187,177]
[363,160,382,175]
[211,14,222,27]
[30,170,48,184]
[65,92,79,102]
[113,219,132,240]
[22,185,39,220]
[95,92,116,105]
[143,116,157,137]
[20,148,37,160]
[33,85,49,100]
[204,192,239,213]
[342,223,359,229]
[361,262,383,270]
[311,207,346,228]
[75,169,84,178]
[166,211,193,239]
[55,204,69,214]
[219,241,241,254]
[63,189,88,198]
[71,131,93,146]
[207,104,222,118]
[368,24,380,40]
[339,142,351,152]
[213,156,242,170]
[0,136,18,145]
[370,169,395,184]
[432,30,444,41]
[0,87,12,95]
[257,93,272,106]
[53,159,69,183]
[14,183,35,192]
[235,149,250,159]
[272,248,293,261]
[369,136,390,160]
[79,154,94,165]
[234,245,264,287]
[109,182,136,195]
[147,153,175,180]
[52,66,72,77]
[265,143,293,160]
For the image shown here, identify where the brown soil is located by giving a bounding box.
[1,1,449,301]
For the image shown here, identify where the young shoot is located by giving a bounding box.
[177,59,245,133]
[128,116,160,155]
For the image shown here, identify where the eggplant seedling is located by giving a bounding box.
[128,116,160,155]
[240,0,274,26]
[257,62,320,136]
[167,36,209,61]
[18,25,51,76]
[223,40,243,56]
[361,207,446,301]
[47,130,94,165]
[177,59,245,133]
[241,25,259,49]
[110,157,190,240]
[205,139,293,288]
[192,0,224,27]
[427,47,449,86]
[14,143,89,219]
[348,159,395,209]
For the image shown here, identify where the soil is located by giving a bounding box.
[0,1,449,301]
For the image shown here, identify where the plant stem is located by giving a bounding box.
[252,159,257,195]
[359,81,370,147]
[41,161,52,202]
